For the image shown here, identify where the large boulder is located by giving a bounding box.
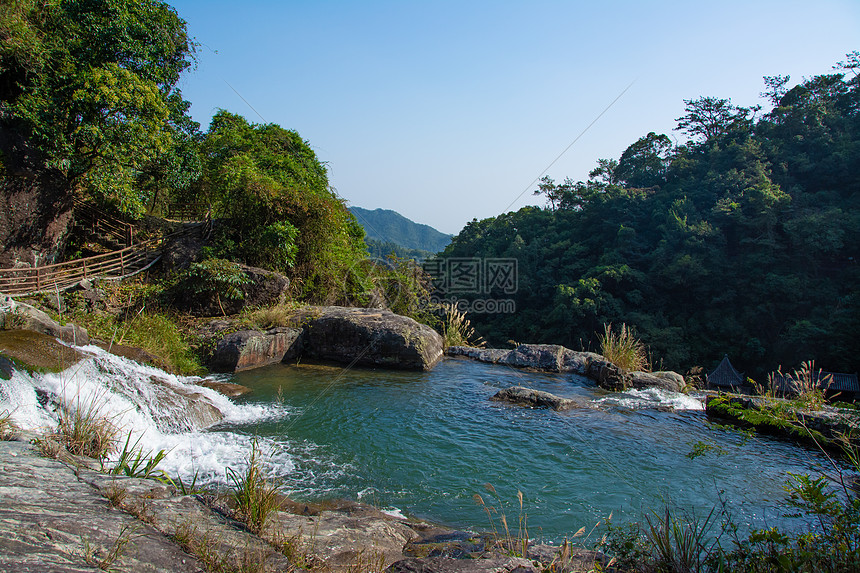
[208,327,304,372]
[629,371,685,393]
[174,264,290,317]
[300,306,443,370]
[490,386,583,411]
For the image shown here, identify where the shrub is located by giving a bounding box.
[598,323,649,371]
[179,258,251,316]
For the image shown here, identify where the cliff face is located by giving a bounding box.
[0,133,75,268]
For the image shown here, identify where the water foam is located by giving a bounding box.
[0,344,295,486]
[596,387,705,411]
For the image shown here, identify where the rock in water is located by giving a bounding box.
[490,386,581,411]
[208,327,304,372]
[300,306,443,370]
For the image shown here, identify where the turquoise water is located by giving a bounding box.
[223,357,833,541]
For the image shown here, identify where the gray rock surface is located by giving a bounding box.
[0,297,89,345]
[208,326,304,372]
[490,386,583,411]
[0,439,203,573]
[449,343,686,394]
[629,371,685,393]
[299,306,443,371]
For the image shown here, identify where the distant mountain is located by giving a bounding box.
[349,207,453,254]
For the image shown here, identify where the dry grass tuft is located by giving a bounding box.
[598,323,649,372]
[0,409,17,440]
[440,305,485,349]
[55,392,119,459]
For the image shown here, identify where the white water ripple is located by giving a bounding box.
[0,344,296,487]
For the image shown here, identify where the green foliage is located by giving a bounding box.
[199,111,368,300]
[105,432,168,479]
[706,395,829,445]
[439,55,860,378]
[69,306,202,375]
[0,0,199,216]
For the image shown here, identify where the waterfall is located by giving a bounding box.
[0,344,294,485]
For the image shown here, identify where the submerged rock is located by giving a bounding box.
[490,386,582,411]
[199,379,252,397]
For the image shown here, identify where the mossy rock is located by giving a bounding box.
[0,330,83,373]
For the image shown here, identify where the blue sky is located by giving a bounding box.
[170,0,859,234]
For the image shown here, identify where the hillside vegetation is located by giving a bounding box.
[349,207,453,253]
[438,55,860,377]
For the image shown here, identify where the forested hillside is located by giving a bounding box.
[349,207,452,253]
[439,56,860,377]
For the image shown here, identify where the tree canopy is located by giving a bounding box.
[199,110,368,300]
[439,56,860,377]
[0,0,198,216]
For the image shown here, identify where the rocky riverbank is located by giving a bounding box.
[447,344,687,393]
[0,433,603,572]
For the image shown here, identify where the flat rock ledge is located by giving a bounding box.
[0,436,604,572]
[490,386,584,411]
[448,344,685,393]
[207,306,444,372]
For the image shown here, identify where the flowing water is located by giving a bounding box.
[0,346,841,542]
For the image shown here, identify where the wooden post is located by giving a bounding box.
[83,260,87,279]
[120,251,125,276]
[36,268,40,290]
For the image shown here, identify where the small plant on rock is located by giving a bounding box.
[55,392,118,459]
[440,304,485,349]
[227,439,283,534]
[598,323,649,372]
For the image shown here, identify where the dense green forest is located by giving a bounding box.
[0,0,370,303]
[438,56,860,377]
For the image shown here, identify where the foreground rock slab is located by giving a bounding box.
[0,439,203,573]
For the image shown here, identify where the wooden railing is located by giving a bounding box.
[0,237,167,296]
[164,202,211,222]
[73,199,135,248]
